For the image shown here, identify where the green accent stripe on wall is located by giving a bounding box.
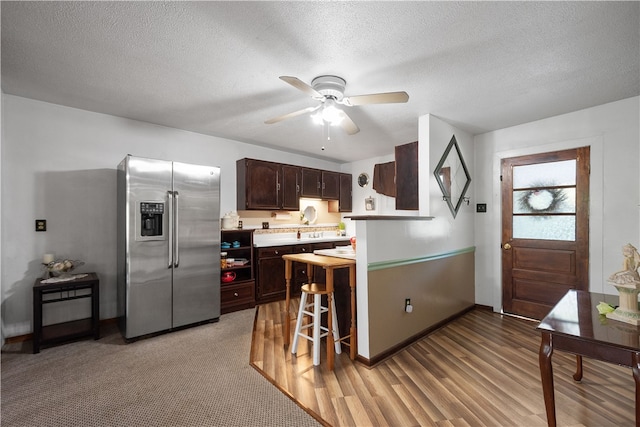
[368,246,475,271]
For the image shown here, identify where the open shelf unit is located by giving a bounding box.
[220,229,255,314]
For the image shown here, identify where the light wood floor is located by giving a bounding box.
[250,299,635,426]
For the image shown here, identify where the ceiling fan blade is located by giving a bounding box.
[340,110,360,135]
[342,91,409,106]
[279,76,324,99]
[264,105,320,124]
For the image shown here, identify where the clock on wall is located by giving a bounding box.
[357,173,369,187]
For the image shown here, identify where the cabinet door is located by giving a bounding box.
[339,173,352,212]
[395,141,419,210]
[237,159,280,210]
[321,171,340,199]
[281,165,301,210]
[300,168,321,198]
[256,246,293,302]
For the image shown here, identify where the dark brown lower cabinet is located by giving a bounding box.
[256,246,294,303]
[255,241,349,303]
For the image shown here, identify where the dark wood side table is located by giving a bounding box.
[33,272,100,353]
[537,289,639,426]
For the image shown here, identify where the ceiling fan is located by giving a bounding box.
[265,75,409,135]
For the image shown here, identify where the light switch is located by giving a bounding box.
[35,219,47,232]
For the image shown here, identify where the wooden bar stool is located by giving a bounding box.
[291,282,341,366]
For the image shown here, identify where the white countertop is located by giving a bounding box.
[313,246,356,260]
[253,232,350,248]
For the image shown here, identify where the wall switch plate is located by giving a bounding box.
[35,219,47,232]
[476,203,487,213]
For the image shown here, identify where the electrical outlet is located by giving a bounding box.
[404,298,413,313]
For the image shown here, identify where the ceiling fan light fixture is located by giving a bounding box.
[321,98,344,125]
[266,74,406,136]
[311,75,346,101]
[311,111,324,125]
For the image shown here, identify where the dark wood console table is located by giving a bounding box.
[537,289,639,426]
[33,272,100,353]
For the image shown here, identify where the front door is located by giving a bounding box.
[501,147,590,320]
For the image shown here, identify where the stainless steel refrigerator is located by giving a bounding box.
[117,155,221,340]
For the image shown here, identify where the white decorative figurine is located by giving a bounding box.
[606,243,640,325]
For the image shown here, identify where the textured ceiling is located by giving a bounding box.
[2,1,639,163]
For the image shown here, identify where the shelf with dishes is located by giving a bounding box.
[220,229,255,314]
[221,250,253,279]
[221,264,252,283]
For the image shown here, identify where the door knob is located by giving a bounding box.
[503,243,512,250]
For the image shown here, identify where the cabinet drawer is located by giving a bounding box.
[294,244,312,254]
[221,281,255,304]
[311,242,335,251]
[257,246,294,258]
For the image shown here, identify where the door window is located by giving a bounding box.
[512,159,577,241]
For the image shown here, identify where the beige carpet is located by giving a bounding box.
[1,308,321,427]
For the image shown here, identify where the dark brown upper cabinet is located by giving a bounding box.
[321,171,340,200]
[328,172,353,213]
[338,173,352,211]
[237,159,281,210]
[280,165,301,211]
[395,141,419,210]
[300,168,322,198]
[238,159,351,210]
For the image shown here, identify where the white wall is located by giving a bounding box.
[341,155,393,234]
[353,114,475,358]
[0,94,344,339]
[340,114,455,232]
[0,10,3,346]
[473,96,640,312]
[358,115,475,265]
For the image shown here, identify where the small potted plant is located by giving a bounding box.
[338,221,346,236]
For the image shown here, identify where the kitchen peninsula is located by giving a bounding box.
[282,252,357,370]
[250,230,354,342]
[349,216,475,365]
[252,230,350,302]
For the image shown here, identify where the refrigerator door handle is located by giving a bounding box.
[174,191,180,268]
[167,190,174,269]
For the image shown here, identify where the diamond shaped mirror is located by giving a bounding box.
[434,135,471,218]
